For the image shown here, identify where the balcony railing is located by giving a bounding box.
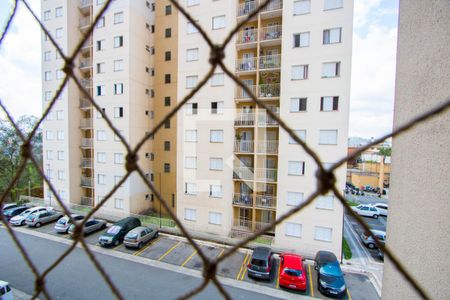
[79,16,91,29]
[235,113,255,126]
[260,25,282,41]
[79,0,92,9]
[232,219,274,233]
[259,54,281,70]
[236,57,257,72]
[80,118,93,129]
[80,78,92,89]
[233,166,254,180]
[233,193,253,207]
[237,0,257,17]
[81,138,93,148]
[234,140,254,153]
[255,168,277,182]
[79,58,92,69]
[254,221,275,233]
[80,158,93,168]
[237,29,258,44]
[258,110,279,126]
[261,0,283,12]
[259,84,280,98]
[256,140,278,154]
[255,195,277,209]
[80,98,91,110]
[81,177,94,188]
[80,196,93,206]
[235,85,256,99]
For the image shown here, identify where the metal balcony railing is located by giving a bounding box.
[80,98,91,110]
[255,195,277,209]
[79,0,92,9]
[80,118,93,129]
[81,138,93,148]
[254,221,275,233]
[233,219,252,231]
[79,58,92,69]
[255,168,277,182]
[80,78,92,89]
[79,16,91,29]
[256,140,278,154]
[237,29,258,44]
[80,158,93,168]
[259,84,280,98]
[235,112,255,126]
[236,57,257,72]
[260,25,282,41]
[232,193,253,206]
[80,196,93,206]
[261,0,283,12]
[235,85,256,99]
[258,110,279,126]
[234,140,254,153]
[259,54,281,70]
[233,166,254,180]
[237,0,257,17]
[81,177,94,187]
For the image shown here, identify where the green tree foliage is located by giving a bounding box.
[379,147,392,157]
[0,115,42,201]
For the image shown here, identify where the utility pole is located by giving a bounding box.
[159,172,162,228]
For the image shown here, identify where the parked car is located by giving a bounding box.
[360,229,386,249]
[123,226,158,249]
[68,219,107,237]
[2,206,29,222]
[247,246,273,280]
[26,210,63,227]
[374,203,388,217]
[9,207,48,226]
[1,203,18,212]
[98,217,141,247]
[278,253,306,291]
[0,280,13,300]
[351,204,380,218]
[54,214,85,233]
[314,251,346,298]
[377,249,384,261]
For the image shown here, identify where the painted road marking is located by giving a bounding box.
[347,288,352,300]
[112,243,123,251]
[236,253,249,280]
[276,260,281,289]
[240,254,250,281]
[308,264,314,297]
[181,250,197,267]
[133,236,162,256]
[217,248,225,258]
[158,240,181,261]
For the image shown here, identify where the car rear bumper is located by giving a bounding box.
[279,279,306,291]
[247,269,270,280]
[123,241,139,248]
[9,219,24,226]
[54,225,69,233]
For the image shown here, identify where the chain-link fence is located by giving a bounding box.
[0,0,448,299]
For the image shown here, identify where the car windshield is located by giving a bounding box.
[356,205,364,209]
[19,209,32,217]
[106,225,121,235]
[250,258,267,267]
[284,268,302,277]
[68,224,75,231]
[57,218,68,225]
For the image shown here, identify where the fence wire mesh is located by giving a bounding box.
[0,0,449,299]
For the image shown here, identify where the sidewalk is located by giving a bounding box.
[12,287,39,300]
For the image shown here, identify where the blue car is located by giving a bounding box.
[314,251,346,298]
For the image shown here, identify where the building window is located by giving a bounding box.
[290,98,307,112]
[46,131,53,141]
[287,192,304,206]
[151,25,155,33]
[293,0,310,15]
[185,156,197,169]
[186,76,198,88]
[323,28,342,44]
[44,10,51,21]
[164,163,170,173]
[288,161,305,176]
[212,15,226,30]
[96,130,106,141]
[289,129,307,144]
[211,73,224,86]
[96,63,105,74]
[165,5,172,15]
[210,185,223,198]
[96,40,105,51]
[44,71,52,81]
[209,212,222,225]
[186,48,199,62]
[315,226,333,242]
[114,36,123,48]
[164,96,171,106]
[187,22,199,34]
[55,7,63,17]
[114,175,123,186]
[285,222,302,237]
[185,130,197,142]
[291,65,308,80]
[114,130,123,141]
[114,198,124,210]
[55,28,63,39]
[114,83,124,95]
[114,153,124,164]
[187,0,199,7]
[46,150,53,160]
[324,0,343,10]
[322,62,341,78]
[97,16,105,28]
[184,208,197,221]
[164,141,171,151]
[210,130,224,143]
[57,151,64,160]
[97,174,106,185]
[319,130,338,145]
[209,157,223,170]
[164,74,171,84]
[211,101,224,114]
[114,107,124,118]
[56,70,64,80]
[185,183,197,195]
[56,110,64,120]
[114,12,124,24]
[321,96,339,111]
[165,51,171,61]
[97,152,106,163]
[293,32,310,48]
[316,195,334,210]
[56,130,65,140]
[46,169,53,179]
[96,85,105,96]
[57,170,65,181]
[97,0,106,5]
[164,119,170,128]
[114,59,124,72]
[44,51,51,61]
[165,28,172,38]
[44,91,52,101]
[185,103,198,115]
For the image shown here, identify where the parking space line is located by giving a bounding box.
[236,253,249,280]
[133,236,162,256]
[308,264,314,297]
[181,250,197,267]
[217,248,225,258]
[158,240,181,261]
[276,260,281,289]
[240,254,250,281]
[112,243,123,251]
[347,288,352,300]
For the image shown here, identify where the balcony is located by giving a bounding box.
[81,176,94,188]
[232,193,253,207]
[236,57,257,73]
[233,166,254,181]
[259,84,280,98]
[237,0,257,17]
[80,196,93,206]
[235,85,256,100]
[79,16,91,32]
[260,25,282,45]
[258,110,279,126]
[79,0,92,14]
[234,140,254,153]
[236,29,258,49]
[255,194,277,209]
[260,0,283,19]
[255,168,277,182]
[80,138,93,148]
[256,140,278,154]
[80,118,93,129]
[80,158,93,168]
[80,78,92,89]
[80,98,91,110]
[259,55,281,70]
[232,219,274,233]
[79,58,92,73]
[235,112,255,126]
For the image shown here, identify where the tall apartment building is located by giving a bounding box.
[42,0,352,258]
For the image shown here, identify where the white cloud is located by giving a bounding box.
[353,0,382,29]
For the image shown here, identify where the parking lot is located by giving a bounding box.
[9,220,380,299]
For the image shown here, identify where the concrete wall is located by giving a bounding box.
[382,1,450,299]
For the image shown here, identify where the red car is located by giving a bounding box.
[278,253,307,291]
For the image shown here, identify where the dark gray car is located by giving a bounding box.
[68,219,107,237]
[247,247,273,280]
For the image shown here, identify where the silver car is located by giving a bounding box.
[123,226,158,249]
[360,229,386,249]
[68,219,107,237]
[9,207,48,226]
[54,214,85,233]
[26,210,63,227]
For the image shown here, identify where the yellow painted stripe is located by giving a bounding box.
[112,243,122,251]
[308,264,314,297]
[133,236,161,256]
[236,253,249,280]
[240,254,250,281]
[276,260,281,289]
[158,241,181,261]
[217,248,225,258]
[347,288,352,300]
[181,250,197,267]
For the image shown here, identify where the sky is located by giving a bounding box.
[0,0,399,139]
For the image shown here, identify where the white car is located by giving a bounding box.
[0,280,13,300]
[9,206,49,226]
[374,203,388,217]
[351,204,380,219]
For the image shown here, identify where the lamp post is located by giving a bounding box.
[159,172,162,229]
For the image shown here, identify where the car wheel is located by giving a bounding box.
[101,223,106,229]
[35,222,41,228]
[21,220,25,226]
[138,242,143,249]
[373,214,379,219]
[368,243,376,249]
[114,240,119,246]
[155,232,159,238]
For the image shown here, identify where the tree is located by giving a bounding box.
[379,147,392,157]
[0,115,42,202]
